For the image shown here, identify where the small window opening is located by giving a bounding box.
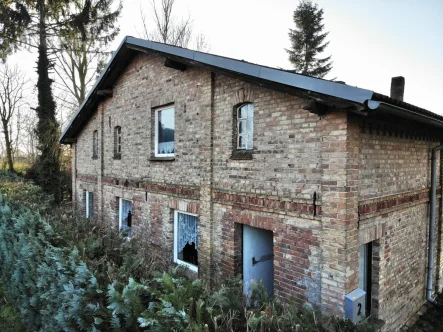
[114,126,121,159]
[119,198,132,237]
[92,130,99,158]
[237,103,254,150]
[174,211,198,272]
[85,191,94,218]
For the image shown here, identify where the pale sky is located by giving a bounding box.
[9,0,443,115]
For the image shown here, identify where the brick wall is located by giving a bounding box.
[213,204,322,307]
[71,52,326,307]
[319,112,360,315]
[359,129,439,200]
[212,75,322,201]
[357,124,442,331]
[69,50,443,330]
[100,53,212,186]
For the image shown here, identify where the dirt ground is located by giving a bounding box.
[405,293,443,332]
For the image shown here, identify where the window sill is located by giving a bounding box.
[230,150,253,160]
[113,154,121,160]
[150,156,175,161]
[175,259,198,273]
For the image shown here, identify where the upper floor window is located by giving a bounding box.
[114,126,121,159]
[237,103,254,150]
[92,130,99,158]
[155,106,175,157]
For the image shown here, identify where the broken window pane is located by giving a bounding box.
[119,199,132,237]
[176,212,198,267]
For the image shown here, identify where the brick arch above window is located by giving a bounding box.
[233,87,256,105]
[114,126,122,159]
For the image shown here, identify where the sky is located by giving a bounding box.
[8,0,443,115]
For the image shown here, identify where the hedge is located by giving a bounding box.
[0,172,374,331]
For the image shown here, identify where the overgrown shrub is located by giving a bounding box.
[0,173,374,331]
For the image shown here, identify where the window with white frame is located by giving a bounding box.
[174,211,198,272]
[85,191,94,218]
[119,198,132,237]
[236,103,254,150]
[155,106,175,157]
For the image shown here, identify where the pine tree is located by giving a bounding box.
[286,0,332,78]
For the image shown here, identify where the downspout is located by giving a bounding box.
[427,144,443,306]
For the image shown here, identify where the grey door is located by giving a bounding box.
[243,225,274,296]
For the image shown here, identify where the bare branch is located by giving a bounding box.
[138,0,210,52]
[0,63,29,172]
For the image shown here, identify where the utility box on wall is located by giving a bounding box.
[345,288,366,323]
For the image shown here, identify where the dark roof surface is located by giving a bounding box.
[372,92,443,122]
[59,36,443,143]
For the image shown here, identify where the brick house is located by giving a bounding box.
[60,36,443,330]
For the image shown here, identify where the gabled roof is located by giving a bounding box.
[59,36,443,144]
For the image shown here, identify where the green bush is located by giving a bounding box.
[0,173,374,331]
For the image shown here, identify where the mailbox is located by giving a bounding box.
[344,288,366,323]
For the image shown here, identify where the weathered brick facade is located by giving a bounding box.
[68,51,442,330]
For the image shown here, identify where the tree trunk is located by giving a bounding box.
[2,119,14,173]
[36,0,61,201]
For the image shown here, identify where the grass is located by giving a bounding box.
[0,284,23,332]
[0,162,31,177]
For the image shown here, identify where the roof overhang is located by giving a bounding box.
[59,36,443,144]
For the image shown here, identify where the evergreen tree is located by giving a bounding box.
[286,0,332,78]
[0,0,121,201]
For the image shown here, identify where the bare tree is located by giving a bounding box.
[20,111,38,165]
[51,0,121,106]
[194,31,211,52]
[51,37,109,107]
[140,0,210,51]
[0,64,28,172]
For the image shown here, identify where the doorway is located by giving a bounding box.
[243,225,274,296]
[359,242,373,316]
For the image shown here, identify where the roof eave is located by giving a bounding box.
[368,101,443,130]
[59,36,443,144]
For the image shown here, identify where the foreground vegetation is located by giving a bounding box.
[0,172,373,331]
